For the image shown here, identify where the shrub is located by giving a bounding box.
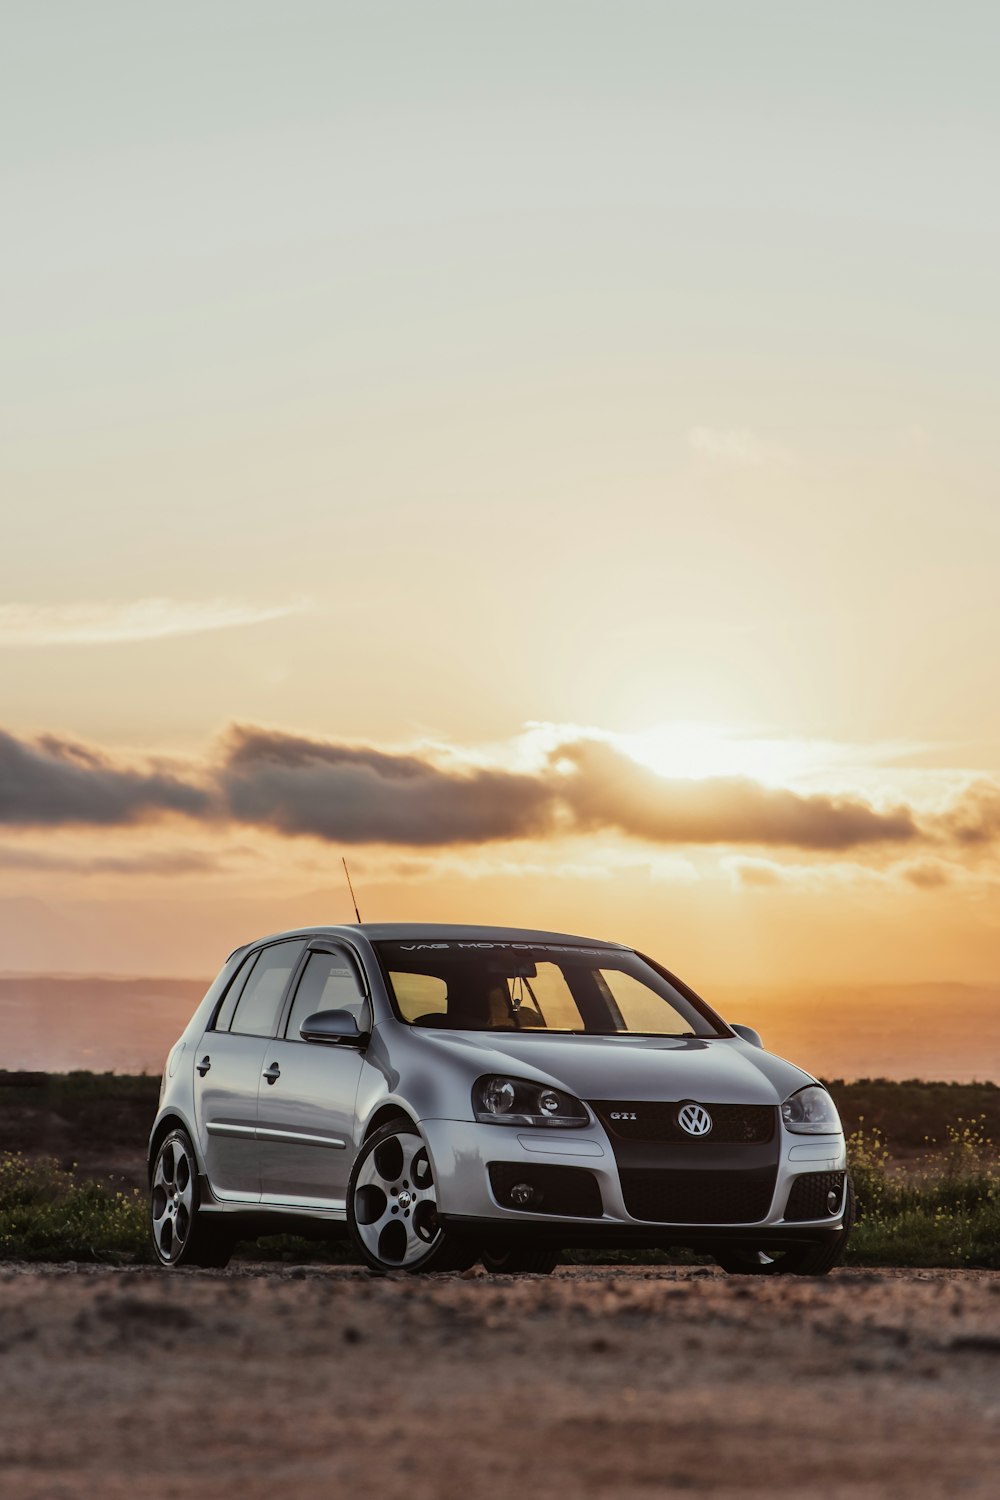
[846,1117,1000,1269]
[0,1153,149,1263]
[3,1106,1000,1269]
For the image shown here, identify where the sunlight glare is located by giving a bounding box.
[614,725,818,786]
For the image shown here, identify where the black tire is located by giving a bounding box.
[480,1246,560,1275]
[714,1175,855,1277]
[150,1127,234,1269]
[347,1120,478,1274]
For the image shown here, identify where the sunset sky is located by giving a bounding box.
[2,4,999,995]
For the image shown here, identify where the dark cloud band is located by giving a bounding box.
[219,726,554,845]
[552,739,919,850]
[0,729,211,828]
[0,722,988,857]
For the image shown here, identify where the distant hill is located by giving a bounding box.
[0,975,206,1073]
[711,981,1000,1085]
[0,973,997,1082]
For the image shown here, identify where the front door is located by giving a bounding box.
[257,946,369,1211]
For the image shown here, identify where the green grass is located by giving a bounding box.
[846,1116,1000,1268]
[3,1130,997,1268]
[1,1072,999,1267]
[0,1153,149,1263]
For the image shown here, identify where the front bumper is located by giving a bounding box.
[420,1117,848,1246]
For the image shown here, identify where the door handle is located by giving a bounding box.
[262,1062,281,1085]
[197,1056,211,1077]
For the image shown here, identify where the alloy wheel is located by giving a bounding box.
[151,1134,196,1265]
[352,1127,443,1269]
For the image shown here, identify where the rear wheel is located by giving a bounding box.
[150,1128,234,1269]
[714,1176,855,1277]
[480,1246,560,1275]
[348,1121,478,1274]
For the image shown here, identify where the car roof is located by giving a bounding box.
[230,921,629,956]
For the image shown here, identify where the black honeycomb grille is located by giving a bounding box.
[784,1171,846,1222]
[619,1167,777,1224]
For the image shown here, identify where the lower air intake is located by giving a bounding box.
[784,1171,846,1221]
[619,1167,777,1224]
[488,1162,603,1218]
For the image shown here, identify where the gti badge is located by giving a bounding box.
[610,1111,637,1120]
[677,1102,713,1137]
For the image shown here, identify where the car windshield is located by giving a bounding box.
[374,941,728,1038]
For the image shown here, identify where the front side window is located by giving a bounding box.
[229,940,306,1038]
[285,950,370,1040]
[374,941,726,1038]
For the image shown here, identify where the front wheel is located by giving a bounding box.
[150,1128,234,1268]
[348,1121,478,1274]
[714,1176,855,1277]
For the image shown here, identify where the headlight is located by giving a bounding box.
[781,1085,842,1135]
[473,1075,589,1128]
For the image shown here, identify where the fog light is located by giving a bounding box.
[510,1182,537,1206]
[826,1188,840,1213]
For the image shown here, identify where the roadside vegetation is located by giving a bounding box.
[0,1153,149,1263]
[0,1073,997,1266]
[847,1116,999,1268]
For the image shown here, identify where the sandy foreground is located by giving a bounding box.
[1,1265,998,1499]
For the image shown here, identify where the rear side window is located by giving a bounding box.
[212,951,256,1032]
[229,940,306,1038]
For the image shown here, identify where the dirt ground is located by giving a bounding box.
[0,1265,998,1499]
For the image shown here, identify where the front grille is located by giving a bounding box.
[591,1100,776,1145]
[784,1171,846,1221]
[487,1162,603,1218]
[619,1167,777,1224]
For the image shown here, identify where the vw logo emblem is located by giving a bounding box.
[677,1102,713,1137]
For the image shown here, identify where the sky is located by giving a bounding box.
[2,3,999,999]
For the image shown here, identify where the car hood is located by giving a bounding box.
[411,1030,815,1107]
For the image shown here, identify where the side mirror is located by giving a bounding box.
[731,1023,764,1049]
[300,1009,369,1047]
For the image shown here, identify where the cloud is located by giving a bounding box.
[897,859,955,890]
[552,738,919,851]
[217,725,556,845]
[0,845,222,876]
[688,427,793,467]
[1,722,998,870]
[0,729,212,827]
[0,598,306,647]
[219,727,919,855]
[726,858,785,888]
[933,781,1000,845]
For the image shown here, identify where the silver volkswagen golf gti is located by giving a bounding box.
[149,924,853,1275]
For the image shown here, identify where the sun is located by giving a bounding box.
[612,724,815,787]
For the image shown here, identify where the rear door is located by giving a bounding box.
[257,943,370,1211]
[193,939,306,1200]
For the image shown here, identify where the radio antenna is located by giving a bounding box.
[342,857,362,924]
